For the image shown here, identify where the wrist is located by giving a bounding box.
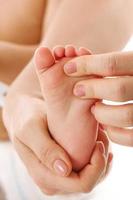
[3,91,46,138]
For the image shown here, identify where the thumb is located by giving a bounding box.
[16,115,72,177]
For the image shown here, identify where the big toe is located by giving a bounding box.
[34,47,55,72]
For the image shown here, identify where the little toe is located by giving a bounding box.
[76,47,92,56]
[53,46,65,60]
[34,47,55,72]
[65,45,76,57]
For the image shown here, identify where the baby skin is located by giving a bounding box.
[35,46,98,171]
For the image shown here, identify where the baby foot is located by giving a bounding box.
[34,46,98,171]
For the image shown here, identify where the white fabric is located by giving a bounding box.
[0,82,8,107]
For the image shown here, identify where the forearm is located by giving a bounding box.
[43,0,133,53]
[0,41,37,84]
[4,0,133,132]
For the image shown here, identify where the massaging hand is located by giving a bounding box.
[3,96,111,195]
[64,51,133,146]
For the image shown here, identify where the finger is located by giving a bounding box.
[98,152,113,184]
[105,126,133,147]
[53,46,65,60]
[77,142,106,193]
[16,116,72,177]
[15,130,105,195]
[92,102,133,128]
[96,129,112,184]
[46,142,106,194]
[14,134,82,194]
[105,153,113,177]
[73,77,133,102]
[65,45,77,57]
[64,51,133,76]
[14,137,60,195]
[97,128,110,157]
[64,46,91,74]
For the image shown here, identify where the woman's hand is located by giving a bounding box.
[3,94,111,195]
[64,51,133,146]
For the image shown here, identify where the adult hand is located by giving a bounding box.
[3,95,111,195]
[64,51,133,146]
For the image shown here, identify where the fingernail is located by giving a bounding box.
[64,62,77,74]
[53,160,68,176]
[97,142,105,154]
[74,85,85,97]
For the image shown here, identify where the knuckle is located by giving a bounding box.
[124,108,133,126]
[90,83,97,99]
[14,116,41,140]
[80,181,93,193]
[94,154,106,174]
[81,185,93,193]
[33,176,45,190]
[40,145,55,165]
[33,174,57,196]
[29,171,56,196]
[42,189,56,196]
[106,54,117,75]
[115,81,127,101]
[128,131,133,147]
[84,56,89,73]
